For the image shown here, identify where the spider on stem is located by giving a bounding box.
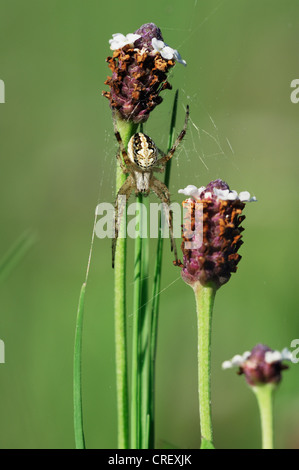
[112,106,189,268]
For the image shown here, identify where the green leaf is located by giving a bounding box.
[200,438,215,449]
[73,283,86,449]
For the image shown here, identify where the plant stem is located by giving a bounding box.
[114,117,137,449]
[131,194,143,449]
[193,282,217,445]
[253,384,275,449]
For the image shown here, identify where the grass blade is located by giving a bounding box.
[140,196,150,449]
[149,90,179,448]
[73,282,86,449]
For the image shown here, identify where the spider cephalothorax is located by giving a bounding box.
[112,106,189,268]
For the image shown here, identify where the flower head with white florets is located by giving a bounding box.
[177,179,256,289]
[222,343,293,386]
[103,23,186,123]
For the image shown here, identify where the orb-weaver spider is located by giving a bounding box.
[112,106,189,268]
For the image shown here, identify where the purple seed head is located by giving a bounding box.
[103,23,175,123]
[239,344,289,386]
[179,179,245,289]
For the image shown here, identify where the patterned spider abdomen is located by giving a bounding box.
[128,133,158,169]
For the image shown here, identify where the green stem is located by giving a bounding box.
[253,384,275,449]
[131,194,143,449]
[193,282,217,445]
[114,117,138,449]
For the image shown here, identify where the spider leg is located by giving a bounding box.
[113,116,136,172]
[152,166,165,173]
[116,151,129,174]
[155,105,189,167]
[112,175,134,268]
[150,177,179,264]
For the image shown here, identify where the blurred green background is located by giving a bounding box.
[0,0,298,449]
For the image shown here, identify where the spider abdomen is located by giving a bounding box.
[128,133,158,169]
